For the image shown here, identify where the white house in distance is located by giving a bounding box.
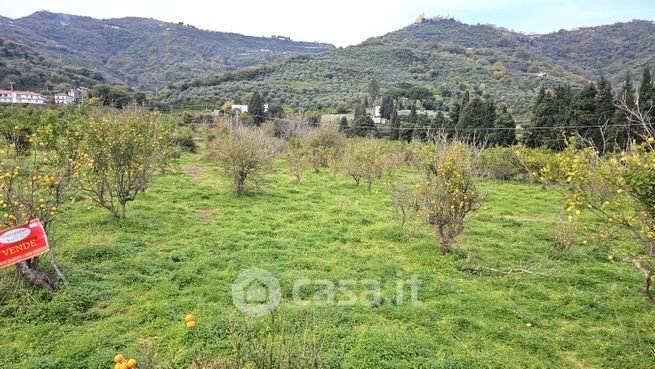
[54,93,75,105]
[0,90,46,105]
[231,104,249,113]
[229,104,268,114]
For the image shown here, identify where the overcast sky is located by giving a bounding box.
[2,0,654,46]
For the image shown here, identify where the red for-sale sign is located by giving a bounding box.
[0,219,49,269]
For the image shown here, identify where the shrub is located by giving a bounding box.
[514,145,560,185]
[173,128,198,153]
[303,126,346,173]
[79,110,176,219]
[208,124,281,194]
[478,146,521,180]
[345,138,398,191]
[414,141,483,253]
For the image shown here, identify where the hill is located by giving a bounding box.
[163,17,655,113]
[0,11,334,91]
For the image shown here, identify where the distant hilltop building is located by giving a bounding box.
[415,14,454,24]
[0,90,46,105]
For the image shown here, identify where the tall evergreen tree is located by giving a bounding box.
[490,106,516,146]
[596,77,615,124]
[566,82,599,144]
[367,79,380,106]
[458,96,493,145]
[351,104,374,137]
[409,103,418,124]
[449,102,461,128]
[248,91,265,126]
[379,95,394,119]
[390,108,400,140]
[522,87,558,148]
[638,66,654,110]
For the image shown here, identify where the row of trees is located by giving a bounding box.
[342,90,516,147]
[523,67,655,152]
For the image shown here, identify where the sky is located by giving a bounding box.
[2,0,654,46]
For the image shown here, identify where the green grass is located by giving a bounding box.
[0,152,654,368]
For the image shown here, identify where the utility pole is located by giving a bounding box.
[8,81,15,91]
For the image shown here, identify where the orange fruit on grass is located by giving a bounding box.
[127,358,137,368]
[186,320,196,329]
[114,364,122,369]
[114,354,125,364]
[120,363,129,369]
[184,314,195,322]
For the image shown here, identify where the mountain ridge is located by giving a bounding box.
[163,17,655,113]
[0,11,334,91]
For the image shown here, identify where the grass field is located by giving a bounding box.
[1,151,654,368]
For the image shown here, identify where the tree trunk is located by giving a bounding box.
[16,261,59,292]
[120,202,126,219]
[367,180,373,191]
[435,225,451,253]
[645,270,655,303]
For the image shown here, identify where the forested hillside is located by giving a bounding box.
[0,11,333,90]
[164,17,655,113]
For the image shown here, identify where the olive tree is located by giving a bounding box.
[79,110,175,219]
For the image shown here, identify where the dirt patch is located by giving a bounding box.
[195,209,219,224]
[182,165,204,183]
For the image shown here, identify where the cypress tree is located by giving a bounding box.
[409,103,418,123]
[390,109,400,140]
[567,82,599,144]
[380,95,394,119]
[458,96,492,145]
[449,102,461,128]
[248,91,265,126]
[638,66,654,110]
[523,87,558,149]
[596,77,615,124]
[490,106,516,146]
[351,104,374,137]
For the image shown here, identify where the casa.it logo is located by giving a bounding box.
[231,268,281,317]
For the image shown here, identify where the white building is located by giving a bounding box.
[54,93,75,105]
[0,90,46,105]
[231,104,249,113]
